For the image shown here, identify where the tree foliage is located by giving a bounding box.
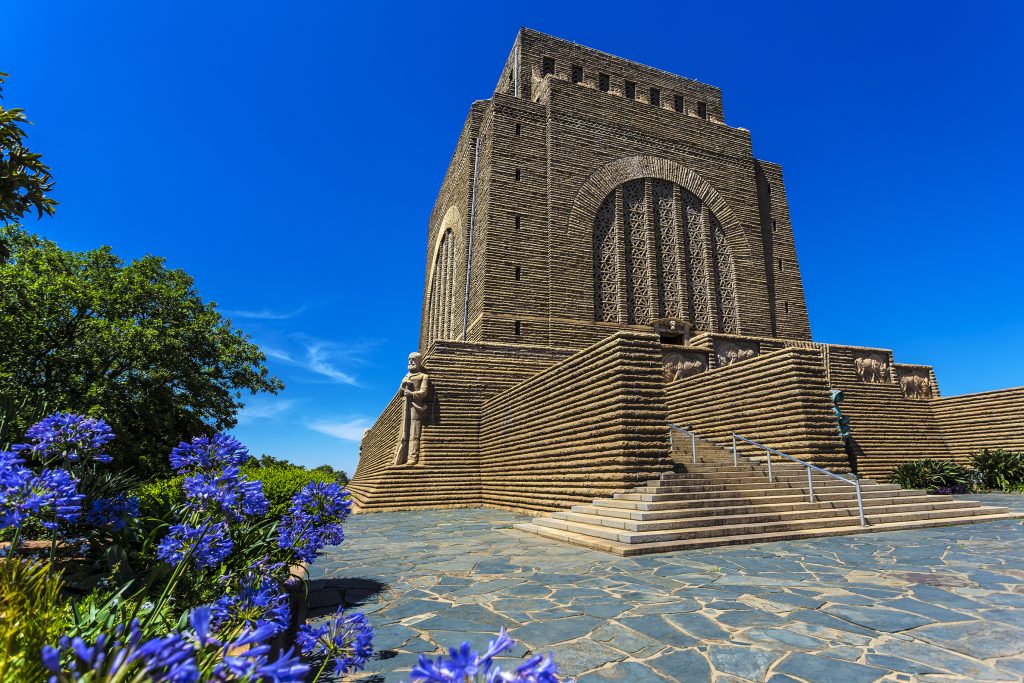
[0,226,283,475]
[0,71,56,239]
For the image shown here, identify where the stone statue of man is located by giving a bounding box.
[393,352,430,466]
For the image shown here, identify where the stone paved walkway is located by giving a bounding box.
[309,494,1024,682]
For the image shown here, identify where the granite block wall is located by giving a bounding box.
[932,387,1024,461]
[664,347,848,469]
[349,340,571,512]
[479,330,672,512]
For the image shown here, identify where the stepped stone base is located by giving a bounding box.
[514,440,1023,555]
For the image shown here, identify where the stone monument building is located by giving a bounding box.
[349,29,1024,553]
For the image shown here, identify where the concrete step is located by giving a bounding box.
[592,488,936,512]
[573,495,957,520]
[559,498,989,531]
[614,482,904,502]
[533,504,1013,544]
[630,479,895,494]
[514,511,1023,556]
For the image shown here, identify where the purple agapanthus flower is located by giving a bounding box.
[297,607,374,676]
[1,450,33,529]
[13,413,115,465]
[277,481,351,563]
[1,451,84,531]
[85,496,140,532]
[182,465,268,520]
[211,573,290,636]
[169,434,250,473]
[409,629,567,683]
[42,606,307,683]
[156,520,233,569]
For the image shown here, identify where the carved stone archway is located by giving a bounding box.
[423,206,465,349]
[569,157,751,333]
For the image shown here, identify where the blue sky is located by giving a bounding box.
[4,1,1023,477]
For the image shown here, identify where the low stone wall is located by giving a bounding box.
[479,330,672,512]
[346,391,403,508]
[348,340,571,512]
[665,347,848,469]
[932,387,1024,461]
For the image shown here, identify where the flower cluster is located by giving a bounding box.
[43,605,309,682]
[297,607,374,677]
[212,572,291,636]
[1,450,84,531]
[277,481,351,563]
[85,495,140,532]
[170,434,269,525]
[182,465,268,520]
[157,520,234,569]
[170,434,251,472]
[410,630,567,683]
[13,413,114,465]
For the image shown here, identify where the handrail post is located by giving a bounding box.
[669,429,674,451]
[691,433,696,464]
[732,434,738,467]
[766,446,773,483]
[855,477,867,526]
[807,465,814,502]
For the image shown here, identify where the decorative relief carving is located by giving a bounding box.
[682,192,711,331]
[653,317,693,345]
[394,352,431,466]
[711,217,738,333]
[591,179,738,334]
[715,339,759,367]
[653,180,682,318]
[662,350,707,382]
[622,180,652,325]
[898,368,933,399]
[853,352,890,384]
[593,192,619,322]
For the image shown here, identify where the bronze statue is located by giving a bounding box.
[393,352,430,466]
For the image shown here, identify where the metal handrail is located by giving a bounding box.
[668,423,699,464]
[731,433,866,527]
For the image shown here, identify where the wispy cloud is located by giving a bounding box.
[305,342,357,384]
[258,336,366,385]
[223,306,308,320]
[237,398,295,425]
[262,346,296,363]
[307,417,372,442]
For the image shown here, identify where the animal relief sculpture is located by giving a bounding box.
[899,370,933,399]
[662,351,707,382]
[715,340,759,367]
[393,352,430,466]
[854,352,889,384]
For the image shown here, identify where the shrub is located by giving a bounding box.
[889,458,975,493]
[970,448,1024,493]
[134,475,184,521]
[136,462,336,521]
[246,463,336,519]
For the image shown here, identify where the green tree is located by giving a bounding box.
[0,226,284,475]
[1,71,56,262]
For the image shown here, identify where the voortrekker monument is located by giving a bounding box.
[349,29,1024,554]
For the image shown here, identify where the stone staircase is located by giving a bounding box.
[514,437,1023,555]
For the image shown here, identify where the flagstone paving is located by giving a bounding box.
[309,494,1024,682]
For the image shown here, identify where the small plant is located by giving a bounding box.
[410,629,570,682]
[970,448,1024,493]
[0,558,66,681]
[889,458,975,493]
